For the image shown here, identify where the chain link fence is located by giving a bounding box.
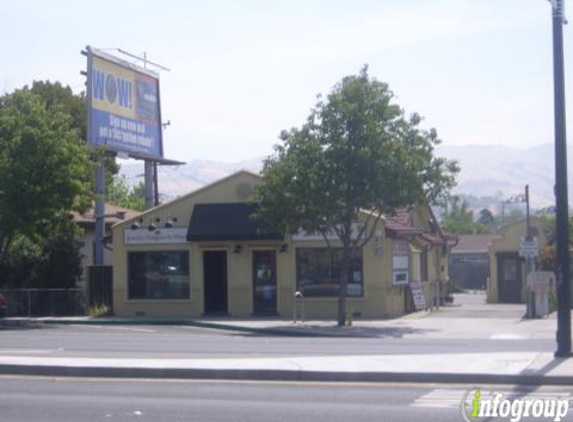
[0,289,86,317]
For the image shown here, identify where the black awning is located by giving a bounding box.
[187,203,283,242]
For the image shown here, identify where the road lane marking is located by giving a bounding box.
[69,325,156,333]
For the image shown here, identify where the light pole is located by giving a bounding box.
[548,0,571,357]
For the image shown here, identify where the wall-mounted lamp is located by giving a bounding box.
[148,217,157,231]
[233,244,243,254]
[164,218,173,228]
[130,221,140,230]
[279,244,288,253]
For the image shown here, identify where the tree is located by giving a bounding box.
[254,66,458,326]
[23,81,119,186]
[441,197,490,234]
[0,90,93,263]
[477,208,495,227]
[107,175,146,211]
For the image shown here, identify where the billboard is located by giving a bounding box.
[87,47,163,159]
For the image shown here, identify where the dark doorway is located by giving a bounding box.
[203,251,228,314]
[497,252,522,303]
[253,250,277,315]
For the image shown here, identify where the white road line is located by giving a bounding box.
[69,325,156,333]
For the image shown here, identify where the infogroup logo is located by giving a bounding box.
[460,389,571,422]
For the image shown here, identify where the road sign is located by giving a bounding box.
[519,236,539,258]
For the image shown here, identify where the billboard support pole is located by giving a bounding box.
[94,160,105,266]
[153,161,160,206]
[144,160,154,210]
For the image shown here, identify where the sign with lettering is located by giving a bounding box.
[409,281,426,311]
[124,227,189,245]
[87,47,163,159]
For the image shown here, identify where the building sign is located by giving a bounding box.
[87,47,163,159]
[292,223,365,241]
[124,227,189,245]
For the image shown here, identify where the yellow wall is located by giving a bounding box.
[112,171,448,319]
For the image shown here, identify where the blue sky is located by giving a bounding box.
[0,0,568,161]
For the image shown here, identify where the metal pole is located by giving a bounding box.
[144,160,154,210]
[153,161,160,206]
[550,0,571,357]
[525,185,533,318]
[94,160,105,266]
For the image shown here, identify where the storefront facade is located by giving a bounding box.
[112,171,450,318]
[487,218,552,303]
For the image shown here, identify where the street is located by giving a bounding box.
[1,376,571,422]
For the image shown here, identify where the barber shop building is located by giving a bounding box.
[111,171,451,318]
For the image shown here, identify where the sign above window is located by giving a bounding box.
[124,227,190,245]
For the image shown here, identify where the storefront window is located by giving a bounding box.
[296,248,363,298]
[128,251,190,300]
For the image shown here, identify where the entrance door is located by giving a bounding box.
[253,250,277,315]
[203,251,228,314]
[497,253,522,303]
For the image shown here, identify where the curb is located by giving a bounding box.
[0,318,407,338]
[1,364,572,386]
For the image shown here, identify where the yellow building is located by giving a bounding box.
[487,218,553,303]
[111,171,451,318]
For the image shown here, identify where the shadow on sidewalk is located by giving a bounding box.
[235,325,438,338]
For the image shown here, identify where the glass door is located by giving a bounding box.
[252,250,277,315]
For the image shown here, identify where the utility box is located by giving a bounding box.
[527,271,554,318]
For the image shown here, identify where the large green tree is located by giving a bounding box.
[254,67,458,325]
[0,89,93,264]
[441,197,490,234]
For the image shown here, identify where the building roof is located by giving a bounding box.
[187,202,283,242]
[451,234,494,254]
[72,204,141,228]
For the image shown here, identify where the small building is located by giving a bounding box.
[487,218,552,303]
[449,235,494,290]
[72,204,141,289]
[111,171,451,318]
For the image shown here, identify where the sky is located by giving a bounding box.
[0,0,569,162]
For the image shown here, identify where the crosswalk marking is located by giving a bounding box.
[412,389,573,410]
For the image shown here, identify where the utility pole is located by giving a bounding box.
[549,0,571,357]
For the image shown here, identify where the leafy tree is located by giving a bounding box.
[441,198,490,234]
[23,81,119,186]
[107,175,146,211]
[477,208,495,227]
[254,66,458,325]
[0,90,93,265]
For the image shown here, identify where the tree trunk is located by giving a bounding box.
[337,240,352,326]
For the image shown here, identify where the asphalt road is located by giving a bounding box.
[1,376,571,422]
[0,324,556,359]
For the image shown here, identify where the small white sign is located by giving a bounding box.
[519,236,539,258]
[124,227,190,245]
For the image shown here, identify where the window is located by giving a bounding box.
[128,251,190,300]
[393,242,409,285]
[296,248,363,298]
